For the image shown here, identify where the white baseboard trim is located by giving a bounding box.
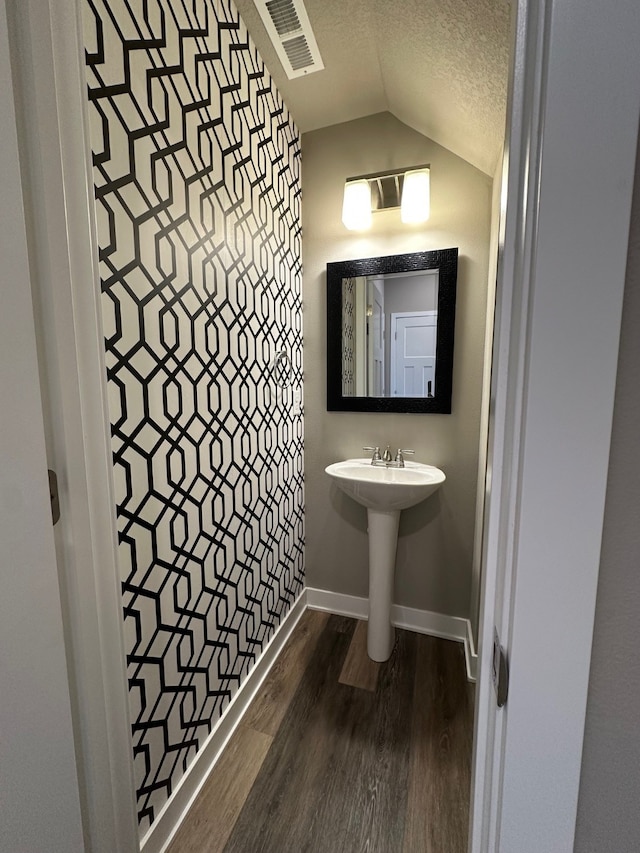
[305,587,369,620]
[140,592,307,853]
[306,587,477,682]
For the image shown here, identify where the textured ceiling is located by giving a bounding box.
[234,0,512,176]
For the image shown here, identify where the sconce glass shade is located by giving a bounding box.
[342,179,372,231]
[401,168,430,224]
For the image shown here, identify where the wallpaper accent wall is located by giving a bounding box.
[83,0,304,831]
[341,277,356,396]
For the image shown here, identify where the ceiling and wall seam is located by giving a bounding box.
[234,0,511,175]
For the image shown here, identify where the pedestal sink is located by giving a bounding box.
[325,458,445,661]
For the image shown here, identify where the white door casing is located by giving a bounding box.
[5,0,139,850]
[367,277,385,395]
[0,0,85,849]
[470,0,640,851]
[354,277,367,396]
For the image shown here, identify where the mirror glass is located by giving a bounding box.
[341,269,439,398]
[327,249,457,413]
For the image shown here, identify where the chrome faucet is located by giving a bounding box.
[363,446,415,467]
[394,448,415,467]
[363,445,382,463]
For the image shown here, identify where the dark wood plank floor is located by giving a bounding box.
[167,611,474,853]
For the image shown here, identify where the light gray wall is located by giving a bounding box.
[302,112,492,617]
[574,139,640,851]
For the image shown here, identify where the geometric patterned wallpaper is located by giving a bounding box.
[83,0,304,832]
[341,277,356,396]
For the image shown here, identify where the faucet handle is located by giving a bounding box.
[363,446,382,462]
[395,448,415,465]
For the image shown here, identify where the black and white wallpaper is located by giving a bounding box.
[341,277,355,396]
[83,0,304,831]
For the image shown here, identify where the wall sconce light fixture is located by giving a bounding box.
[400,168,430,224]
[341,179,372,231]
[341,166,430,231]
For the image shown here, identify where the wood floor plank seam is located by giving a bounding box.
[338,618,380,692]
[165,724,273,853]
[243,609,329,737]
[223,619,355,852]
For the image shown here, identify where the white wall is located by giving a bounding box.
[468,151,503,644]
[303,112,493,617]
[574,135,640,852]
[0,1,85,847]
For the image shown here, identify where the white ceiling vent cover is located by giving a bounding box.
[256,0,324,79]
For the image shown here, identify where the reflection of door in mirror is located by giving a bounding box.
[390,311,437,396]
[367,277,385,395]
[382,269,438,397]
[354,277,367,395]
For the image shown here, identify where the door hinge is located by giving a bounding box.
[492,628,509,708]
[48,469,60,526]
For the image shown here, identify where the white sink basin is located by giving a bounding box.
[325,457,445,661]
[325,457,445,511]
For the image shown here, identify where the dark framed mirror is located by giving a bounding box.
[326,248,458,413]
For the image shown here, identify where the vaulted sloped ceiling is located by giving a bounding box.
[234,0,511,176]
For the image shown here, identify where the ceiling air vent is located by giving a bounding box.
[256,0,324,79]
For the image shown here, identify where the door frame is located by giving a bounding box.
[470,0,640,850]
[367,276,385,396]
[354,277,368,395]
[0,1,86,849]
[7,1,139,850]
[9,0,640,851]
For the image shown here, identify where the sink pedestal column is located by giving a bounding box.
[366,508,401,662]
